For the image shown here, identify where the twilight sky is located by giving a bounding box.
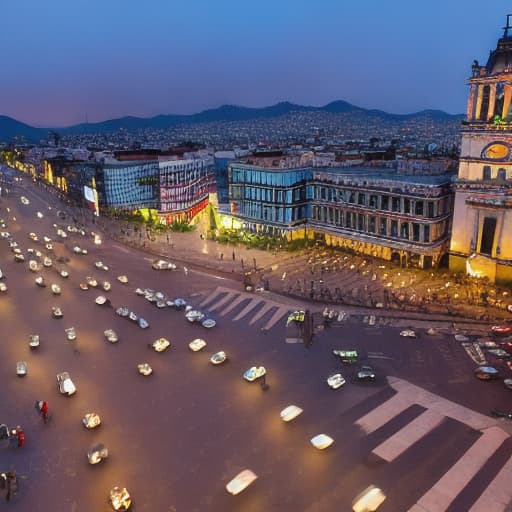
[1,0,511,126]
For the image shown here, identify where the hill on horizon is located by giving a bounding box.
[0,101,465,143]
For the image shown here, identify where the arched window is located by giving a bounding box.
[479,85,490,121]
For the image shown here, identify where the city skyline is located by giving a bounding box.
[1,0,510,126]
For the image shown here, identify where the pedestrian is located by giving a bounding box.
[40,400,49,423]
[15,427,24,448]
[232,250,235,261]
[220,253,224,260]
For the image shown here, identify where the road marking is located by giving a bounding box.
[208,292,238,312]
[373,409,445,462]
[469,453,512,511]
[249,303,275,325]
[409,427,508,512]
[114,244,130,253]
[232,298,264,321]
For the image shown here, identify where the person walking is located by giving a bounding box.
[40,400,49,423]
[15,427,24,448]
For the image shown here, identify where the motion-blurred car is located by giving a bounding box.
[185,309,205,323]
[73,246,87,255]
[52,306,63,318]
[188,338,207,352]
[43,257,52,267]
[137,363,153,376]
[95,261,109,271]
[109,486,131,511]
[104,329,118,343]
[20,196,30,205]
[280,405,303,422]
[491,324,512,336]
[352,485,386,512]
[504,378,512,390]
[151,337,170,352]
[225,469,257,496]
[16,361,27,377]
[29,334,40,349]
[57,371,76,395]
[474,366,499,380]
[202,318,216,329]
[87,443,108,465]
[117,275,128,284]
[400,329,416,338]
[86,276,98,287]
[327,373,346,389]
[14,253,25,262]
[333,349,359,364]
[152,259,177,270]
[0,282,7,292]
[210,351,227,365]
[82,413,101,429]
[243,366,266,382]
[310,433,334,450]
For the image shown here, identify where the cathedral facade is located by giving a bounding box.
[450,16,512,284]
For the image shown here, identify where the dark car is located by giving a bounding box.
[357,365,376,381]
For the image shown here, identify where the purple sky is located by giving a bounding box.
[1,0,510,127]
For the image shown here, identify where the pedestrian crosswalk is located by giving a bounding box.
[355,377,512,512]
[199,286,297,331]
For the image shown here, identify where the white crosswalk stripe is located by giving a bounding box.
[355,377,511,512]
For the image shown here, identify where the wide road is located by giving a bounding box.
[1,175,511,511]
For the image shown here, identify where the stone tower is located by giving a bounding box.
[450,15,512,284]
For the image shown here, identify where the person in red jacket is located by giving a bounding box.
[40,401,49,423]
[15,426,25,448]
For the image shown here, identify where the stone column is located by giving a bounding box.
[488,83,497,120]
[467,84,477,120]
[502,83,512,120]
[475,85,484,120]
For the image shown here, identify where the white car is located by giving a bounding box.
[60,270,69,278]
[51,283,61,295]
[16,361,28,377]
[151,337,170,352]
[104,329,118,343]
[82,412,101,429]
[95,261,109,271]
[117,275,128,284]
[43,257,52,267]
[210,351,227,365]
[137,363,153,376]
[152,259,177,270]
[352,485,386,512]
[20,196,30,205]
[188,338,207,352]
[327,373,346,389]
[225,469,258,496]
[243,366,266,382]
[400,329,416,338]
[310,433,334,450]
[280,405,303,422]
[57,371,76,395]
[0,282,7,292]
[202,318,216,329]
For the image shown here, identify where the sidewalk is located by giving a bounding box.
[92,215,512,327]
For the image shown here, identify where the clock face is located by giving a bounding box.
[482,142,510,160]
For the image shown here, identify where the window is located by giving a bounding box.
[479,85,490,121]
[480,217,496,255]
[427,202,434,218]
[412,223,420,241]
[392,197,400,212]
[345,212,351,228]
[358,193,366,206]
[358,214,365,231]
[423,225,430,242]
[415,201,424,215]
[381,196,389,210]
[391,220,398,237]
[498,168,507,180]
[483,165,491,180]
[404,198,410,214]
[348,191,356,203]
[379,218,387,235]
[400,222,409,239]
[369,216,376,233]
[369,195,378,208]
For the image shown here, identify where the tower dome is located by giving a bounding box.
[486,15,512,75]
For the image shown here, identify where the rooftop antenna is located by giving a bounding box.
[503,14,512,37]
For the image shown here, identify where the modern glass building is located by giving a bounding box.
[227,163,454,268]
[158,157,215,223]
[228,163,312,236]
[101,160,159,210]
